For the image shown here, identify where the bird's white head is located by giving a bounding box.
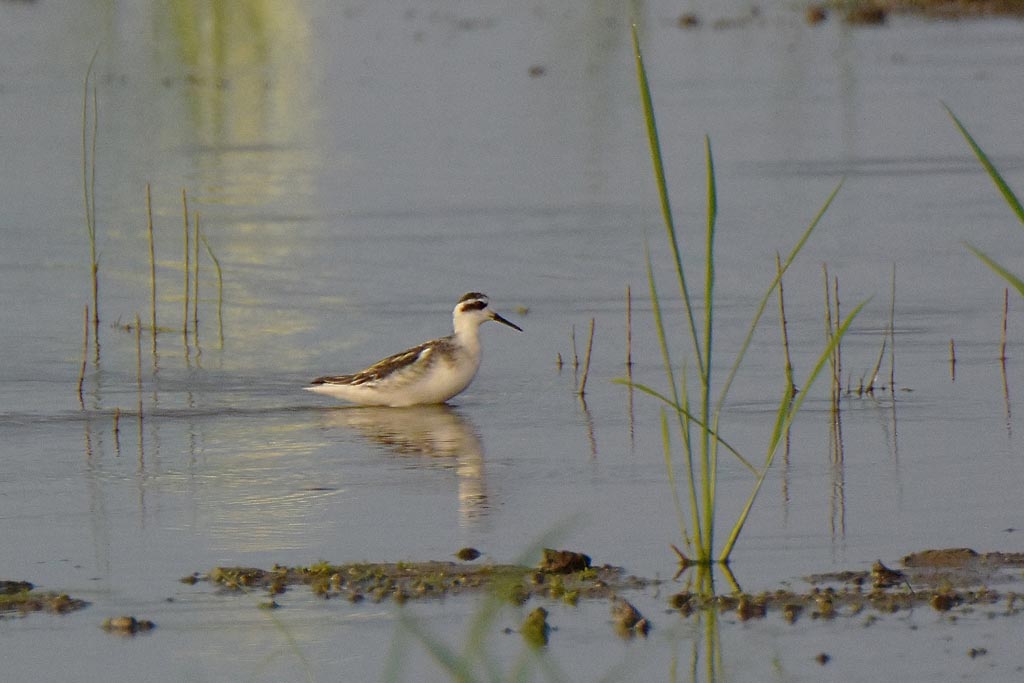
[452,292,523,337]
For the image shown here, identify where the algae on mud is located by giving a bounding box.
[192,549,652,608]
[183,546,1024,642]
[0,581,88,617]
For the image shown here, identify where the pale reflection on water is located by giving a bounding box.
[319,405,488,526]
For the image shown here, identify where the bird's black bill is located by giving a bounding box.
[492,313,523,331]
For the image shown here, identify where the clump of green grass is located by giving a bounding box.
[625,25,864,566]
[945,104,1024,296]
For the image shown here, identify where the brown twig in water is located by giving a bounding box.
[181,189,190,338]
[822,265,839,404]
[77,304,89,407]
[82,48,100,343]
[833,274,841,395]
[192,211,200,348]
[570,325,579,370]
[200,234,224,349]
[578,318,596,396]
[146,183,157,351]
[135,313,143,419]
[1000,288,1009,362]
[888,263,896,392]
[949,338,957,382]
[626,284,633,375]
[776,253,795,397]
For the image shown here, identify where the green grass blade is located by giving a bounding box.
[717,299,868,562]
[944,103,1024,225]
[700,136,717,559]
[661,409,692,552]
[632,24,704,376]
[613,379,757,475]
[964,243,1024,298]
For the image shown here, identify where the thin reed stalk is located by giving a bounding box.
[181,189,190,337]
[626,284,633,374]
[200,234,224,348]
[950,338,957,382]
[112,407,121,457]
[82,49,100,340]
[888,263,896,391]
[569,325,579,370]
[866,328,887,395]
[77,304,89,406]
[1001,288,1009,362]
[193,211,200,347]
[146,184,157,347]
[776,253,795,397]
[135,313,143,419]
[577,319,596,396]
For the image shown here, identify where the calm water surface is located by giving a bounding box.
[3,1,1024,680]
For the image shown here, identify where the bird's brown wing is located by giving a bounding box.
[310,341,437,387]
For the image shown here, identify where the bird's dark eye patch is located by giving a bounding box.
[460,300,488,311]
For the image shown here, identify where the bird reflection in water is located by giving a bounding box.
[321,405,488,525]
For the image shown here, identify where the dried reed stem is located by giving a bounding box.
[77,304,89,406]
[626,284,633,375]
[776,253,795,396]
[135,313,143,419]
[181,189,190,337]
[822,265,838,403]
[886,263,896,391]
[833,275,841,386]
[200,234,224,348]
[1000,288,1009,362]
[192,211,200,346]
[570,325,579,370]
[577,318,596,396]
[82,49,100,340]
[146,184,156,343]
[949,338,957,382]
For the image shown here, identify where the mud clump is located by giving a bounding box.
[611,596,650,638]
[667,547,1024,625]
[520,607,551,648]
[193,548,651,609]
[539,549,590,574]
[102,615,156,635]
[0,582,88,617]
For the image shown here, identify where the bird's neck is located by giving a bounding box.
[452,321,483,354]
